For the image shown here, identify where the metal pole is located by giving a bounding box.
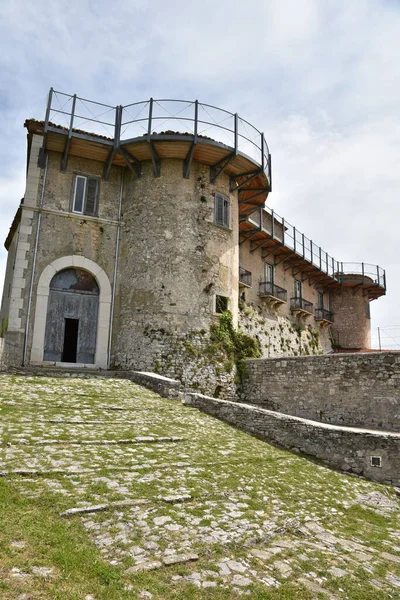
[148,98,153,141]
[261,133,265,172]
[271,209,275,238]
[194,100,198,142]
[302,233,305,258]
[281,217,285,245]
[68,95,77,132]
[268,153,272,191]
[22,154,49,366]
[234,113,238,154]
[362,262,365,284]
[378,327,382,351]
[44,87,53,132]
[107,168,124,368]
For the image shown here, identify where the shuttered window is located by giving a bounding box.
[73,175,99,216]
[214,193,230,228]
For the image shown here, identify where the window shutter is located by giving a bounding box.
[73,176,86,213]
[215,194,224,225]
[215,193,229,227]
[223,198,230,228]
[85,178,98,216]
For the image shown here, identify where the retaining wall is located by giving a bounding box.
[184,393,400,486]
[240,352,400,432]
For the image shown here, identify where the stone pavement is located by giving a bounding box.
[1,374,400,599]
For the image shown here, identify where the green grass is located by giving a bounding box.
[0,373,399,599]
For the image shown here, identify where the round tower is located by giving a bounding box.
[330,271,383,350]
[105,100,271,371]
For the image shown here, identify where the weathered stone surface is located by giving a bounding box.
[240,353,400,432]
[125,561,162,574]
[60,504,108,517]
[185,393,400,485]
[162,553,199,566]
[161,494,192,504]
[328,567,348,577]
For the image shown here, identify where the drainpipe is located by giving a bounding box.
[22,153,49,366]
[107,168,124,368]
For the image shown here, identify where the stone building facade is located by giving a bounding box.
[0,92,387,394]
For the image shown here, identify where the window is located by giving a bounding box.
[73,175,98,216]
[294,279,302,298]
[318,292,324,309]
[215,294,229,314]
[370,456,381,467]
[214,193,230,228]
[265,263,274,283]
[365,301,371,319]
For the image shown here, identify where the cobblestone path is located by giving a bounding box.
[1,374,399,599]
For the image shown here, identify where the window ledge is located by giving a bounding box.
[208,221,233,233]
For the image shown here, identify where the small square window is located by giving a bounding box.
[370,456,382,467]
[215,294,229,314]
[214,193,230,228]
[73,175,99,216]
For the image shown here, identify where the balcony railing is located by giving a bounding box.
[239,267,252,287]
[315,308,334,323]
[259,282,288,302]
[290,297,313,314]
[245,205,386,291]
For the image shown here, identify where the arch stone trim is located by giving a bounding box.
[31,255,112,368]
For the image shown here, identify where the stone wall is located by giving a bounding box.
[0,331,23,369]
[113,326,237,398]
[238,300,328,358]
[111,159,239,383]
[240,352,400,432]
[329,285,371,349]
[184,393,400,486]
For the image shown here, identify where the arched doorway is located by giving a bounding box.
[43,268,99,364]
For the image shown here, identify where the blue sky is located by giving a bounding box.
[1,0,399,347]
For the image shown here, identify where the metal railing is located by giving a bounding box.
[259,282,288,302]
[43,89,271,181]
[247,205,386,290]
[239,267,252,287]
[338,263,386,288]
[290,297,313,313]
[315,308,334,322]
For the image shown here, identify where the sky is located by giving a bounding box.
[0,0,399,348]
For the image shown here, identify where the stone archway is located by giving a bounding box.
[31,256,112,368]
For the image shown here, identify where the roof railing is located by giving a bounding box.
[43,88,271,182]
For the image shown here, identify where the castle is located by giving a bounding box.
[0,89,386,394]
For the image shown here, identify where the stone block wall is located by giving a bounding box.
[0,331,23,369]
[185,394,400,486]
[330,285,371,349]
[238,300,329,358]
[113,327,237,399]
[240,352,400,432]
